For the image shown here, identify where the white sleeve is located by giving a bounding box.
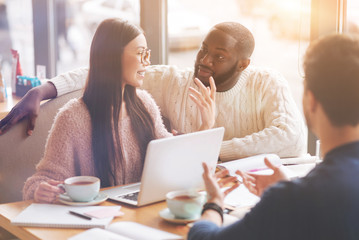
[219,73,307,161]
[49,67,89,96]
[141,65,175,119]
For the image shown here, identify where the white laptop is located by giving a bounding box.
[101,127,224,207]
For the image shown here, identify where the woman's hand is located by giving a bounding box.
[34,179,65,203]
[189,77,216,131]
[237,158,290,196]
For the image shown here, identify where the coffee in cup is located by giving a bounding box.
[166,190,206,219]
[58,176,100,202]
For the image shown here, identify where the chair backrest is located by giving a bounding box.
[0,90,82,203]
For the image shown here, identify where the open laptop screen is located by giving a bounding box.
[102,127,224,206]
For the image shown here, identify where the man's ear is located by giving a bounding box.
[237,59,250,72]
[307,89,318,113]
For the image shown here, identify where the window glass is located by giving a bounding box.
[0,0,34,89]
[347,0,359,34]
[55,0,140,74]
[168,0,311,112]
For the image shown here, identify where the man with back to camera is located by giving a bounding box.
[189,33,359,240]
[0,22,306,162]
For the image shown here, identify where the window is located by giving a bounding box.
[55,0,140,74]
[0,0,34,89]
[346,0,359,34]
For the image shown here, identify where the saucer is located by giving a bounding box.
[159,208,200,224]
[58,192,108,206]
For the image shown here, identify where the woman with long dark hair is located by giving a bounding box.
[23,18,216,203]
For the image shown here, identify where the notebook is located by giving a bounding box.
[101,127,225,206]
[69,221,182,240]
[11,203,120,228]
[218,153,281,175]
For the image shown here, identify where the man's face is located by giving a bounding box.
[194,28,241,92]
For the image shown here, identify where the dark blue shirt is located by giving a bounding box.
[188,141,359,240]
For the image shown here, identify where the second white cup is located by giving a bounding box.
[166,189,206,219]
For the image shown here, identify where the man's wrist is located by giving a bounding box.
[201,202,224,223]
[25,87,43,103]
[29,82,57,101]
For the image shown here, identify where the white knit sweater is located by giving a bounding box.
[51,65,306,161]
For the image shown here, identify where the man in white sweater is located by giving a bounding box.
[0,22,306,161]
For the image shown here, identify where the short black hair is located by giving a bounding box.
[213,22,255,59]
[304,33,359,126]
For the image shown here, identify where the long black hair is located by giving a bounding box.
[83,18,156,187]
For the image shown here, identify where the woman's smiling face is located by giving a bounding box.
[122,33,150,88]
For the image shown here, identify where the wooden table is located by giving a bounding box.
[0,163,316,240]
[0,199,189,240]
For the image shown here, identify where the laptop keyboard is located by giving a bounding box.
[119,191,139,201]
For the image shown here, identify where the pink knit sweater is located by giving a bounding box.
[23,90,171,200]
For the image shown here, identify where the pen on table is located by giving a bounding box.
[69,210,92,220]
[249,167,269,172]
[224,205,236,214]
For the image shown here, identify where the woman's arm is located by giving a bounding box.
[23,100,82,201]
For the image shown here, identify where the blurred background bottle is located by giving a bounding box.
[0,68,5,102]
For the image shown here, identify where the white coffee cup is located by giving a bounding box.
[58,176,100,202]
[166,189,206,219]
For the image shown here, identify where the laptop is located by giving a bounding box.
[101,127,224,207]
